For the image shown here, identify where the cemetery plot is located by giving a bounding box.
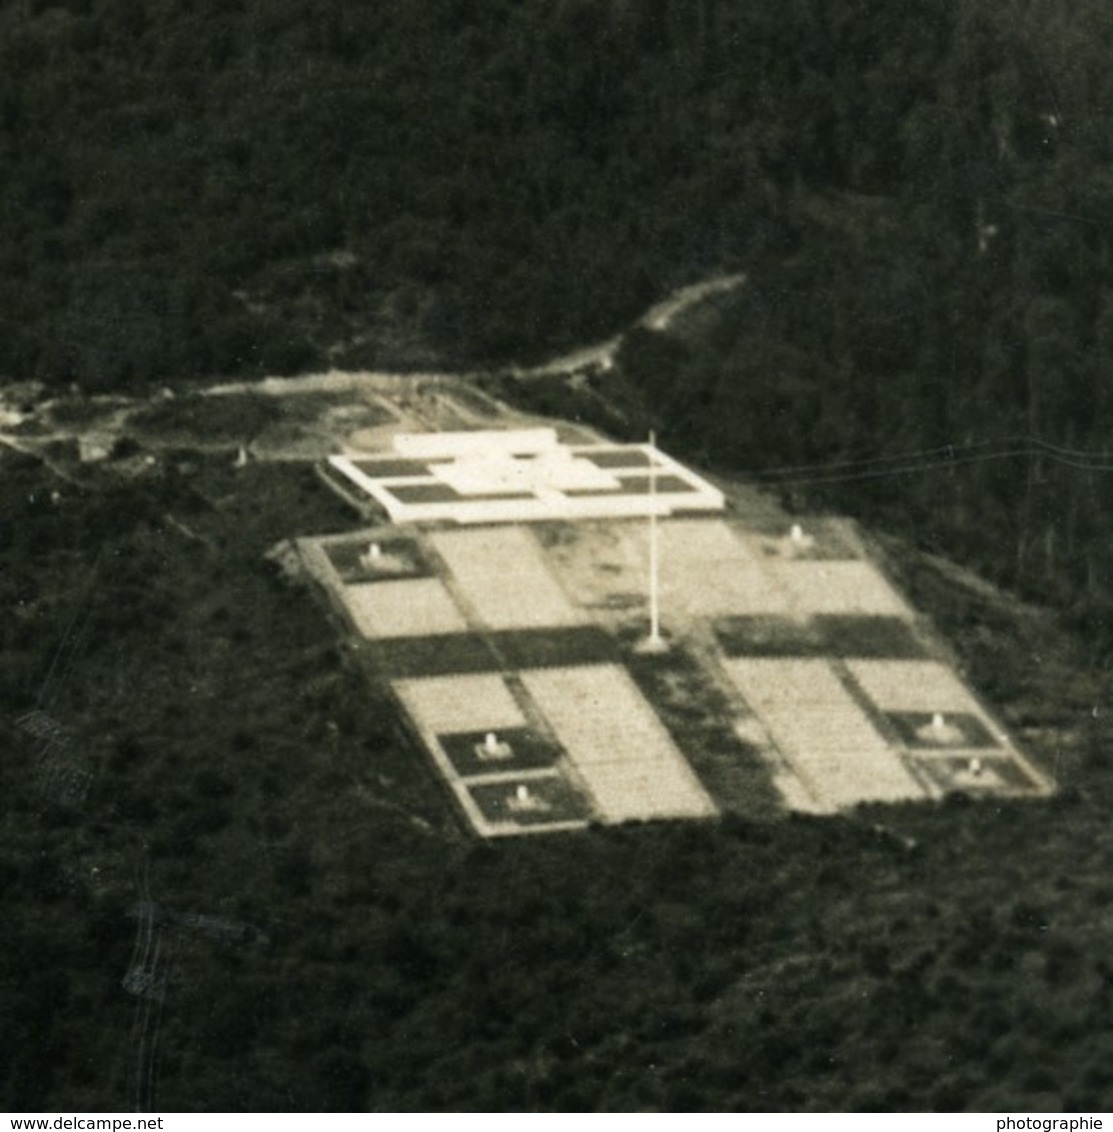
[371,634,500,678]
[654,520,792,617]
[534,521,649,614]
[714,614,923,662]
[467,774,593,830]
[340,577,469,639]
[624,647,784,821]
[887,711,999,749]
[430,526,583,629]
[394,675,594,835]
[775,560,911,617]
[490,625,619,670]
[746,519,861,561]
[394,673,526,735]
[844,659,1052,797]
[845,660,983,715]
[912,753,1043,795]
[723,658,927,810]
[438,727,561,777]
[715,615,828,657]
[814,615,928,659]
[323,537,432,584]
[727,658,853,709]
[521,665,717,822]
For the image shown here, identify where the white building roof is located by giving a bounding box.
[329,430,725,525]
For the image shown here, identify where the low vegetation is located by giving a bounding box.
[2,444,1112,1111]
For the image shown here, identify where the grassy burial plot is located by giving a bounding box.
[521,665,716,822]
[490,625,619,670]
[533,520,649,615]
[887,710,999,749]
[466,773,592,830]
[727,657,853,710]
[370,634,499,678]
[814,615,929,659]
[394,673,593,835]
[438,728,561,777]
[570,758,715,824]
[774,560,911,617]
[393,673,527,736]
[323,536,433,584]
[844,658,1051,797]
[625,644,783,821]
[714,615,828,658]
[745,518,862,561]
[724,658,926,810]
[430,526,583,629]
[845,659,983,715]
[340,577,469,639]
[656,520,793,617]
[912,753,1044,796]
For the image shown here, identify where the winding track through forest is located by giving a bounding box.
[0,272,747,461]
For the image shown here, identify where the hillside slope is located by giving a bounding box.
[1,389,1111,1112]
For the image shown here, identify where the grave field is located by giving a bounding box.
[393,673,526,735]
[846,659,983,714]
[623,646,784,821]
[438,727,561,777]
[775,561,911,617]
[467,774,593,829]
[714,615,828,657]
[723,657,927,810]
[521,665,717,822]
[430,526,583,629]
[745,518,862,560]
[887,710,999,749]
[814,615,928,659]
[655,521,791,617]
[490,625,619,670]
[371,634,499,678]
[323,537,432,584]
[340,577,469,639]
[912,753,1043,795]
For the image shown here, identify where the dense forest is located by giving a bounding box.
[1,446,1112,1112]
[6,0,1113,1113]
[3,0,1113,615]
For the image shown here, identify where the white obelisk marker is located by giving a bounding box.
[640,429,669,654]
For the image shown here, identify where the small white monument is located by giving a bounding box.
[359,541,384,570]
[784,523,815,557]
[475,730,513,762]
[916,710,964,746]
[636,430,670,655]
[508,782,549,812]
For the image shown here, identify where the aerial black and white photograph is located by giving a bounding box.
[1,0,1112,1115]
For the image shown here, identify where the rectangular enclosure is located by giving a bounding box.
[340,577,470,639]
[430,526,583,629]
[521,665,716,822]
[724,657,927,809]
